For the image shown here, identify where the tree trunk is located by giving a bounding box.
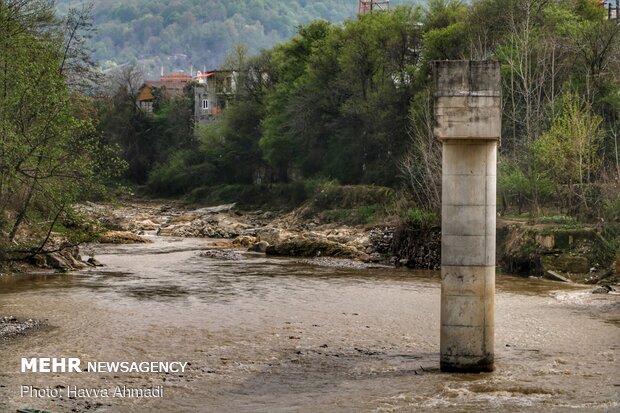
[8,155,43,241]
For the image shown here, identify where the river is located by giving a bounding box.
[1,235,619,412]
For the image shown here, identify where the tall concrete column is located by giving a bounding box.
[433,61,501,373]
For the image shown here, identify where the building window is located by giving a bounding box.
[201,99,208,109]
[139,100,153,114]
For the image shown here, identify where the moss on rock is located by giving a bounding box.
[498,223,614,276]
[541,254,590,274]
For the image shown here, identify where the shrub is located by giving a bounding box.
[603,194,620,223]
[312,184,396,209]
[405,207,438,226]
[538,215,578,225]
[322,205,383,225]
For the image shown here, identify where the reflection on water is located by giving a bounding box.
[0,236,618,412]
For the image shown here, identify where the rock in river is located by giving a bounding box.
[199,249,245,260]
[99,231,152,244]
[266,237,362,259]
[248,241,269,253]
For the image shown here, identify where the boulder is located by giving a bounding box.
[233,235,257,248]
[266,237,361,259]
[87,257,104,267]
[256,227,283,244]
[99,231,152,244]
[199,249,244,260]
[541,254,590,274]
[63,250,86,269]
[248,241,269,253]
[134,219,159,231]
[45,252,71,271]
[591,285,613,294]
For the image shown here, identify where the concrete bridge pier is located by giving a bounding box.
[433,61,501,373]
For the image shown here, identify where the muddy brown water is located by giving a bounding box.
[1,235,619,412]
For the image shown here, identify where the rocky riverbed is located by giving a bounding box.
[0,316,47,341]
[3,198,617,287]
[76,200,395,265]
[73,200,618,285]
[6,198,617,287]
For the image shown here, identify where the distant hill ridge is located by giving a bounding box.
[55,0,371,77]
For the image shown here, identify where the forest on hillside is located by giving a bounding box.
[54,0,370,76]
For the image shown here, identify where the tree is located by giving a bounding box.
[534,91,604,212]
[260,20,333,182]
[0,0,122,250]
[400,90,441,211]
[59,3,100,92]
[258,8,424,185]
[97,65,154,184]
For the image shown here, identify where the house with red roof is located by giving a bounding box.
[136,69,237,126]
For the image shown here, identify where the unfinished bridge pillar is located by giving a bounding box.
[433,60,501,373]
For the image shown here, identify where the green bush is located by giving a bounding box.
[147,150,210,196]
[405,207,438,226]
[312,184,396,209]
[185,182,315,209]
[604,195,620,223]
[538,215,578,225]
[498,160,555,213]
[322,205,383,225]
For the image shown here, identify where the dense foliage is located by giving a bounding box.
[0,0,122,258]
[100,0,619,222]
[123,7,425,198]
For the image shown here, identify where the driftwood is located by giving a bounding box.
[545,270,573,283]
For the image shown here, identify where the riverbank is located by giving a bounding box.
[5,197,618,345]
[76,199,383,263]
[73,199,619,285]
[2,195,617,288]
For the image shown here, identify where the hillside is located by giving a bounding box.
[55,0,413,77]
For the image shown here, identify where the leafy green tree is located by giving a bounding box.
[0,0,122,251]
[534,91,604,212]
[424,0,468,30]
[202,99,265,185]
[260,20,333,181]
[421,0,469,62]
[151,91,195,163]
[259,8,423,185]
